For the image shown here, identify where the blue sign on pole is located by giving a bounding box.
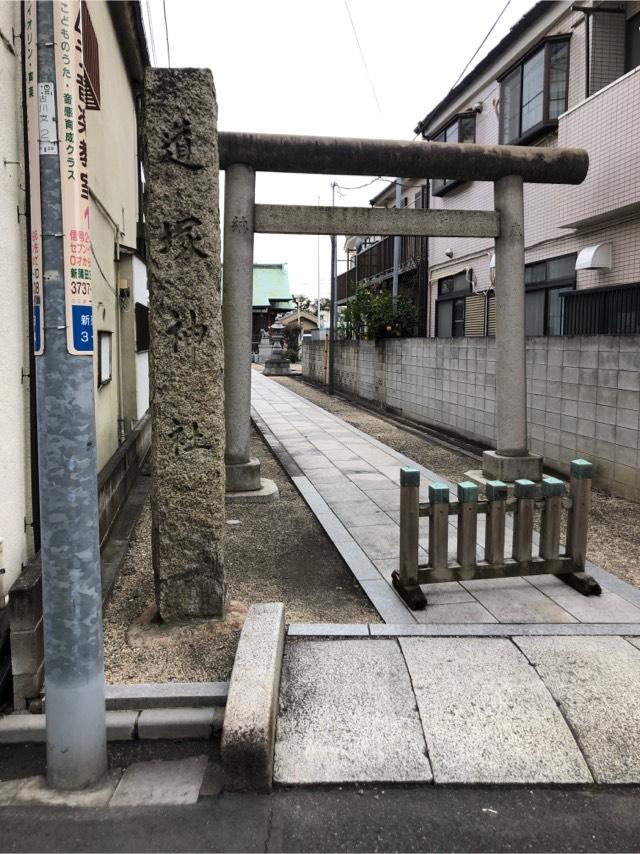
[72,304,93,352]
[33,306,42,354]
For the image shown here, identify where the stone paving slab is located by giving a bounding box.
[274,640,432,784]
[413,601,498,624]
[0,778,25,806]
[399,638,592,784]
[514,636,640,783]
[14,770,123,807]
[460,577,579,624]
[109,756,208,806]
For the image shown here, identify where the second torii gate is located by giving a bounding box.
[219,132,588,497]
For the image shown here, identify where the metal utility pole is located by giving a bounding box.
[329,181,337,395]
[392,177,402,306]
[34,0,107,788]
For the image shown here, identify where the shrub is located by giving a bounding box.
[339,285,416,341]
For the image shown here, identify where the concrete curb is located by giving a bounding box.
[221,602,286,792]
[104,681,228,710]
[0,707,224,744]
[285,622,640,639]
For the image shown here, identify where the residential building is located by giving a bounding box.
[338,0,640,341]
[0,0,150,708]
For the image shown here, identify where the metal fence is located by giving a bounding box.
[563,282,640,335]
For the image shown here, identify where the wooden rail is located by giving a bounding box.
[392,460,601,610]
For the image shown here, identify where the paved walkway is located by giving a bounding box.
[252,369,640,628]
[252,370,640,786]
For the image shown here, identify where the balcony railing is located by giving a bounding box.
[337,234,427,302]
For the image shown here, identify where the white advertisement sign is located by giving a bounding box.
[53,0,93,355]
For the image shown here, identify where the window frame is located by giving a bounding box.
[626,11,640,73]
[524,253,576,336]
[498,36,570,145]
[135,302,150,353]
[429,113,476,197]
[435,271,472,338]
[98,330,112,386]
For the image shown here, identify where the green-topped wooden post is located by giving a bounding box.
[564,459,601,596]
[540,476,564,560]
[485,480,507,565]
[392,468,427,610]
[457,482,479,570]
[428,483,450,580]
[513,479,536,562]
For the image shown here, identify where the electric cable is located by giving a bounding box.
[452,0,511,88]
[344,0,382,113]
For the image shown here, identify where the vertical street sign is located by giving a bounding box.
[53,0,93,354]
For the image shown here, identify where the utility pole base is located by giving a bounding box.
[225,478,279,504]
[481,450,543,483]
[226,457,262,492]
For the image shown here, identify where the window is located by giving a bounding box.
[135,302,150,352]
[82,2,100,110]
[524,254,576,336]
[98,331,112,385]
[431,114,475,196]
[626,12,640,72]
[436,271,471,337]
[499,39,569,144]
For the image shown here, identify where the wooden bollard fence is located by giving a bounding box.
[393,459,601,610]
[393,468,426,609]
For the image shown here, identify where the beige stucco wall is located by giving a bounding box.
[0,2,34,598]
[85,1,143,471]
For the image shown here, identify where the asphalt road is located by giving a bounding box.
[2,784,640,852]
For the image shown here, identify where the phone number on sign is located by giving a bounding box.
[70,280,91,295]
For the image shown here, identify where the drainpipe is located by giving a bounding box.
[422,180,430,337]
[584,9,591,100]
[329,182,337,395]
[20,1,40,551]
[392,178,402,306]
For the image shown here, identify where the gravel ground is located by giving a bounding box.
[273,375,640,591]
[103,429,378,684]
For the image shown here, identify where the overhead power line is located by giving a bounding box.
[452,0,511,89]
[344,0,382,114]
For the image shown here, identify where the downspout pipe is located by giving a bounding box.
[392,178,402,306]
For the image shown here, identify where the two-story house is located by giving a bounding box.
[0,0,150,709]
[418,0,640,341]
[340,0,640,341]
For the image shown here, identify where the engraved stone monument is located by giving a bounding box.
[143,69,225,620]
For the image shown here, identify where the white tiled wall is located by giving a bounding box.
[303,336,640,501]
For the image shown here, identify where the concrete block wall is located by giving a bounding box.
[303,336,640,501]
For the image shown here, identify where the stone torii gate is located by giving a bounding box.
[144,69,588,621]
[220,131,588,492]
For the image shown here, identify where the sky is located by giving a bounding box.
[142,0,536,299]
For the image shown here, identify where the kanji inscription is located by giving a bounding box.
[144,68,225,622]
